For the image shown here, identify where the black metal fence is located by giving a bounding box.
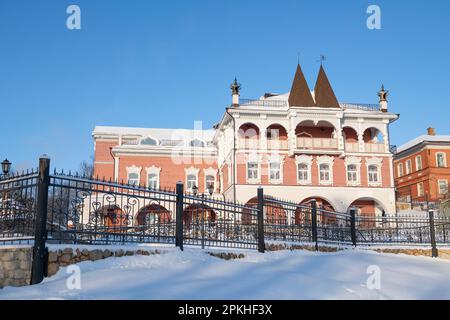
[1,158,450,284]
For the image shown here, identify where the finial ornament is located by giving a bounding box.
[378,84,389,102]
[230,77,241,95]
[319,54,326,65]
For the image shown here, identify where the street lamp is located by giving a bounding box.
[192,184,198,196]
[1,159,11,176]
[207,184,214,196]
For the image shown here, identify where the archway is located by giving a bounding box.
[343,126,359,152]
[136,204,171,226]
[299,197,337,224]
[348,197,386,228]
[183,203,216,226]
[295,120,337,150]
[243,196,287,225]
[96,205,126,230]
[238,123,260,149]
[266,124,288,150]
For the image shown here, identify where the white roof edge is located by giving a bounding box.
[93,126,216,141]
[397,135,450,153]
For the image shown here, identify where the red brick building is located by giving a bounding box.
[394,128,450,204]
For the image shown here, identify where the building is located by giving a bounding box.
[93,63,399,217]
[394,128,450,205]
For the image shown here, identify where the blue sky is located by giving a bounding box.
[1,0,449,172]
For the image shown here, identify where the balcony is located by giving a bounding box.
[267,139,289,150]
[296,137,338,150]
[345,142,359,153]
[364,143,385,153]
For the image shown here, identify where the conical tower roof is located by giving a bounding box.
[288,64,315,107]
[313,65,340,108]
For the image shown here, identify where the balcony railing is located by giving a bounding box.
[345,142,359,153]
[296,137,338,150]
[267,139,289,150]
[240,99,288,108]
[341,103,380,112]
[238,138,259,149]
[364,143,385,153]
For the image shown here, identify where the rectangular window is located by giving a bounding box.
[347,164,358,184]
[417,182,424,197]
[247,162,259,181]
[368,165,380,184]
[298,163,309,183]
[269,162,281,182]
[397,163,404,177]
[205,175,215,191]
[319,164,331,183]
[147,173,159,189]
[405,160,412,175]
[438,180,448,195]
[187,174,197,191]
[128,173,139,186]
[415,156,422,171]
[437,153,446,168]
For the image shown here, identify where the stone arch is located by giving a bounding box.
[242,196,287,225]
[298,196,338,224]
[348,197,387,228]
[295,120,337,140]
[135,203,171,226]
[183,203,216,225]
[342,126,358,142]
[361,126,385,143]
[95,205,126,229]
[238,123,260,149]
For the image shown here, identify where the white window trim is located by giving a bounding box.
[415,156,422,171]
[204,167,218,193]
[268,154,285,185]
[345,156,362,186]
[126,165,142,185]
[417,182,424,197]
[145,166,161,189]
[317,155,334,186]
[185,167,200,192]
[246,154,262,184]
[397,163,404,177]
[438,179,448,195]
[295,155,312,185]
[366,157,382,187]
[405,159,412,175]
[436,152,447,168]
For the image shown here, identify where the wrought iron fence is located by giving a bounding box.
[0,170,39,244]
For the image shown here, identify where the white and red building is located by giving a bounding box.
[93,63,399,217]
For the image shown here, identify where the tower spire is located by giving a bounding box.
[313,65,340,108]
[288,63,315,107]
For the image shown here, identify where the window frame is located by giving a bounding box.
[436,152,447,168]
[438,179,448,195]
[415,155,423,171]
[405,159,412,175]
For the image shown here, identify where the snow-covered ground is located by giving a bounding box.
[1,247,450,300]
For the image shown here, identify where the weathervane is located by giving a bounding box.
[318,54,326,65]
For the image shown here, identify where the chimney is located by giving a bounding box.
[378,85,388,112]
[230,77,241,107]
[427,127,436,136]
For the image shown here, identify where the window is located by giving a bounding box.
[269,162,281,182]
[368,165,379,184]
[438,180,448,195]
[437,153,447,168]
[319,164,330,183]
[247,162,259,181]
[347,165,358,183]
[415,156,422,171]
[205,175,215,191]
[298,163,309,183]
[187,174,197,191]
[417,182,424,197]
[141,137,158,146]
[405,160,412,175]
[397,163,404,177]
[128,173,139,186]
[147,173,158,189]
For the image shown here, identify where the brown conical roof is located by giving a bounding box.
[313,65,340,108]
[288,64,315,107]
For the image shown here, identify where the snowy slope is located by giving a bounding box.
[1,248,449,300]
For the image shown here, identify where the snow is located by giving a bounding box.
[397,134,450,153]
[1,247,450,300]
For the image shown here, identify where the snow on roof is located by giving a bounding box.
[397,135,450,153]
[93,126,216,142]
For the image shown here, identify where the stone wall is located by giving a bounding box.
[0,247,33,288]
[47,248,164,277]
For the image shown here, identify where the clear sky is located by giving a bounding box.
[1,0,449,172]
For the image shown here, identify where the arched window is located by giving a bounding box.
[141,137,158,146]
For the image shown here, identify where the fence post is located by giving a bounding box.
[257,187,265,253]
[429,209,438,258]
[311,200,318,251]
[350,208,357,247]
[30,156,50,285]
[175,182,184,251]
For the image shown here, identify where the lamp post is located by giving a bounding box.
[1,159,11,177]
